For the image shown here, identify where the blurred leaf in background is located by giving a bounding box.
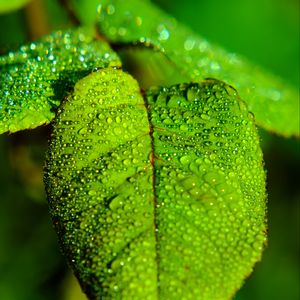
[0,0,31,14]
[0,128,68,300]
[0,0,299,300]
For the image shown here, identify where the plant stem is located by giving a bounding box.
[58,0,80,26]
[24,0,49,40]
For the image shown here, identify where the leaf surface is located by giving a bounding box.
[68,0,101,25]
[0,0,31,14]
[45,68,266,299]
[0,28,121,134]
[97,0,299,137]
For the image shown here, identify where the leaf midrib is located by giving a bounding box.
[144,95,161,299]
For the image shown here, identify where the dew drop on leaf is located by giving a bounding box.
[45,69,267,299]
[0,27,121,134]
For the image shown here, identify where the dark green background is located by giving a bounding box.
[0,0,299,299]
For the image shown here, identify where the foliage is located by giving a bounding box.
[0,0,299,300]
[45,69,266,299]
[0,28,120,134]
[97,0,299,137]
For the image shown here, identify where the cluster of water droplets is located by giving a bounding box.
[45,68,158,299]
[45,62,266,298]
[97,0,298,136]
[146,79,266,299]
[0,28,121,134]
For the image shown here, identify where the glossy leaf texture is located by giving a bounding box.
[45,68,267,300]
[0,27,121,134]
[0,0,31,14]
[97,0,299,137]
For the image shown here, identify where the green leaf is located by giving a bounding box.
[0,27,121,134]
[45,68,266,299]
[68,0,101,25]
[97,0,299,137]
[0,0,31,14]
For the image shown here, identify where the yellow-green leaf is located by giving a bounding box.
[97,0,299,137]
[45,68,267,299]
[0,0,31,14]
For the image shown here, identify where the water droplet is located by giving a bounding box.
[180,155,191,165]
[106,4,115,15]
[184,38,196,51]
[88,190,96,196]
[78,127,87,135]
[157,24,170,41]
[201,113,210,120]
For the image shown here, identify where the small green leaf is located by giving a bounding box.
[0,27,121,134]
[45,68,266,299]
[0,0,31,14]
[97,0,299,137]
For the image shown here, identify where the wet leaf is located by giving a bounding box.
[45,68,267,299]
[0,0,31,14]
[0,27,121,134]
[97,0,299,137]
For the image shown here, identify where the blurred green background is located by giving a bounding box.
[0,0,299,299]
